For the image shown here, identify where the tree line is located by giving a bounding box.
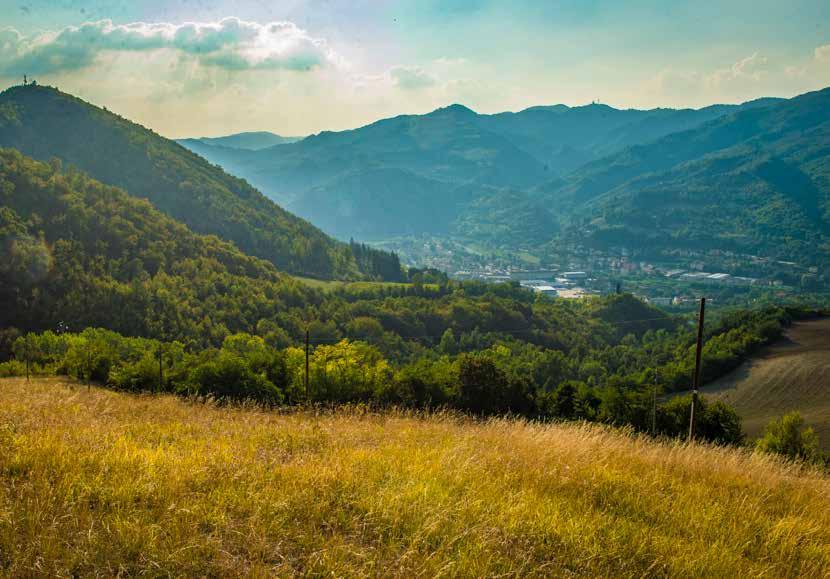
[2,301,818,448]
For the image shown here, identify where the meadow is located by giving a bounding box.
[2,377,830,577]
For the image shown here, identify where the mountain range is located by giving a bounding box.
[2,82,828,282]
[177,90,829,273]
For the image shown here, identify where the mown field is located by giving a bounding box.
[1,377,830,577]
[703,318,830,447]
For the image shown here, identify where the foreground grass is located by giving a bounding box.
[1,378,830,576]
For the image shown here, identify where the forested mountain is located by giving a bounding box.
[179,131,301,151]
[182,97,779,241]
[0,148,321,342]
[0,84,400,280]
[546,87,830,268]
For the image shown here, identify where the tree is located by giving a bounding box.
[438,328,456,355]
[190,352,282,404]
[458,354,504,415]
[656,394,743,445]
[548,380,578,419]
[755,412,821,463]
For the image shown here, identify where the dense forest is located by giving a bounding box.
[3,148,823,444]
[0,84,401,280]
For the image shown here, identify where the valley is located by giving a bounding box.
[181,90,830,299]
[2,4,830,576]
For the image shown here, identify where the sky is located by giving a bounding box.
[1,0,829,138]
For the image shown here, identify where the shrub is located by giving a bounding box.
[657,394,744,445]
[190,353,283,404]
[0,360,25,377]
[755,411,822,463]
[109,355,162,392]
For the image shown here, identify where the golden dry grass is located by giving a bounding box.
[1,377,830,577]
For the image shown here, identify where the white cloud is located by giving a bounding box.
[389,65,437,90]
[706,52,769,88]
[0,18,336,76]
[815,44,830,62]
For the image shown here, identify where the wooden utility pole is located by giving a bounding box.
[688,297,706,442]
[304,329,310,402]
[87,349,92,390]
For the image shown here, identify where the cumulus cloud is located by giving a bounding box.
[816,44,830,62]
[389,65,437,90]
[0,18,335,76]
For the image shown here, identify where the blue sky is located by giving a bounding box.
[1,0,829,137]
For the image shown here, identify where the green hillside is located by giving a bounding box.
[0,84,399,280]
[5,147,828,474]
[549,87,830,269]
[0,148,320,343]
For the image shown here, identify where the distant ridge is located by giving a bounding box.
[179,131,303,151]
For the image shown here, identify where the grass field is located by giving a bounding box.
[703,318,830,448]
[2,378,830,576]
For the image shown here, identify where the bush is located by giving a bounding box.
[755,412,822,464]
[0,360,25,377]
[109,355,162,392]
[190,353,283,404]
[657,394,744,445]
[457,353,532,415]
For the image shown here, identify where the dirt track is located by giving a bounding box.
[703,318,830,447]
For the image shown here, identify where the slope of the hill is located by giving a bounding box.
[0,148,319,342]
[184,99,771,241]
[0,84,399,280]
[179,131,301,151]
[546,87,830,267]
[2,377,828,577]
[703,317,830,447]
